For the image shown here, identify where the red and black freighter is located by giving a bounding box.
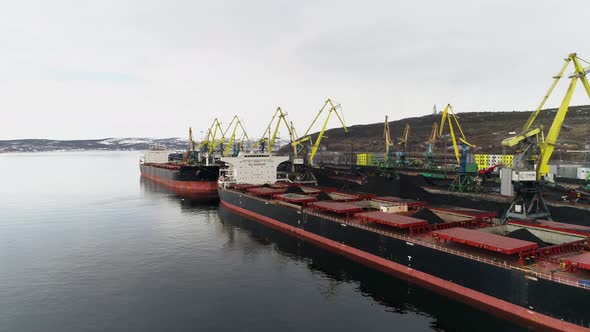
[140,147,219,197]
[218,152,590,332]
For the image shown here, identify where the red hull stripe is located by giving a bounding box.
[220,200,587,332]
[141,173,217,194]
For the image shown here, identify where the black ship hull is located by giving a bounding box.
[218,187,590,330]
[140,164,219,197]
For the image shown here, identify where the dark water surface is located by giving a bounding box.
[0,151,526,332]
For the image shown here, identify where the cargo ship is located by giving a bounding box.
[140,145,219,197]
[218,152,590,331]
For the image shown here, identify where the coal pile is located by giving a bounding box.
[506,228,548,248]
[412,208,445,225]
[317,192,333,201]
[285,186,305,194]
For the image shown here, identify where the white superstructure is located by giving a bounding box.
[219,152,289,186]
[143,145,171,164]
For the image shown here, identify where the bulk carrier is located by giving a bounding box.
[218,152,590,331]
[140,145,219,197]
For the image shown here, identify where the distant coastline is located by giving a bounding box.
[0,138,187,153]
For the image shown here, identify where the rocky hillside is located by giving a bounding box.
[298,105,590,158]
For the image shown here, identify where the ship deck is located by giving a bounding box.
[225,184,590,290]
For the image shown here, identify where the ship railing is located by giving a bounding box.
[304,209,590,291]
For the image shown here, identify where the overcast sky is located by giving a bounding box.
[1,0,589,140]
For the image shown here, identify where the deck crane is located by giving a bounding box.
[222,116,249,157]
[198,118,225,155]
[257,107,296,153]
[438,104,475,164]
[502,53,590,221]
[291,99,348,164]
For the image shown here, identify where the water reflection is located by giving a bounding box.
[140,177,526,332]
[215,204,527,332]
[139,176,219,206]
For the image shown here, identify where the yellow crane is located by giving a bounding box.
[258,107,296,153]
[186,127,198,164]
[428,122,438,146]
[438,104,475,164]
[423,122,439,168]
[223,116,249,157]
[501,52,590,221]
[383,116,394,160]
[425,122,438,154]
[198,118,225,154]
[398,123,410,152]
[291,98,348,163]
[188,127,196,152]
[503,53,590,180]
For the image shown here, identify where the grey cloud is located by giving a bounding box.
[0,0,589,139]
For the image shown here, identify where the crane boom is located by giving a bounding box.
[504,53,590,180]
[438,104,475,163]
[522,57,572,132]
[188,127,195,152]
[428,122,438,145]
[383,116,393,160]
[197,118,225,154]
[425,122,438,155]
[536,54,590,177]
[258,107,295,153]
[223,116,249,157]
[399,123,410,151]
[292,99,348,163]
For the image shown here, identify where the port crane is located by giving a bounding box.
[383,116,394,161]
[392,123,411,167]
[502,53,590,220]
[437,104,477,192]
[424,122,438,167]
[186,127,199,164]
[438,104,475,164]
[222,116,249,157]
[257,107,297,153]
[291,99,348,164]
[398,123,410,152]
[198,118,225,155]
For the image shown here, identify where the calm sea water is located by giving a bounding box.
[0,151,526,332]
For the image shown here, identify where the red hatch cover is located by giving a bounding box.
[247,187,287,196]
[310,201,363,214]
[299,186,336,193]
[351,192,377,199]
[355,211,428,229]
[328,192,361,202]
[373,196,428,208]
[433,227,538,255]
[563,252,590,271]
[274,193,317,204]
[510,219,590,237]
[429,207,497,219]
